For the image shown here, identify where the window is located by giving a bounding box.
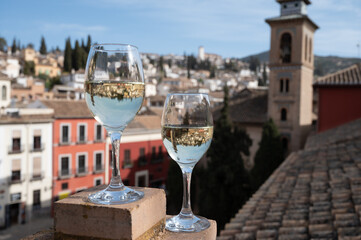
[94,178,102,186]
[138,148,146,166]
[77,154,86,174]
[33,136,41,151]
[12,137,21,152]
[305,35,308,61]
[151,147,156,159]
[33,157,41,179]
[33,190,41,209]
[2,86,6,100]
[285,79,289,93]
[78,124,86,143]
[281,108,287,121]
[11,159,21,182]
[61,182,68,190]
[60,156,70,176]
[61,125,70,144]
[279,79,284,92]
[95,152,103,172]
[95,124,102,141]
[135,170,148,187]
[280,33,292,63]
[309,38,312,62]
[124,149,132,168]
[11,130,21,153]
[158,146,163,159]
[283,4,287,8]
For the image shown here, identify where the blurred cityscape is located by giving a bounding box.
[1,0,361,239]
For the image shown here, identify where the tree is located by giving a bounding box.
[86,35,92,53]
[40,36,47,55]
[11,38,17,54]
[198,86,253,232]
[0,37,7,52]
[27,43,34,49]
[72,40,83,71]
[63,38,72,72]
[250,119,284,191]
[249,56,260,73]
[210,66,216,78]
[261,63,268,86]
[45,76,61,90]
[23,61,35,75]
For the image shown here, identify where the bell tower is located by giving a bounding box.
[266,0,318,152]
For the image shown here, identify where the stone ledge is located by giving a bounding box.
[54,186,166,240]
[24,219,216,240]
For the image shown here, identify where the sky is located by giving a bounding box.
[1,0,361,59]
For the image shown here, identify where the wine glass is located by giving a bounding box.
[161,93,213,232]
[84,44,144,204]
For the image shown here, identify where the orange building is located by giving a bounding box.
[41,100,108,203]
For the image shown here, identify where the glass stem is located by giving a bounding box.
[180,166,194,217]
[109,132,124,189]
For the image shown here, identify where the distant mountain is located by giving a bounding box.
[313,55,361,77]
[241,51,269,63]
[241,51,361,77]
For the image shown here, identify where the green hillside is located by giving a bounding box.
[241,51,361,77]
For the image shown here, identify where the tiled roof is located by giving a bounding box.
[41,100,93,119]
[218,118,361,240]
[314,63,361,86]
[213,88,268,125]
[0,72,11,80]
[0,114,53,124]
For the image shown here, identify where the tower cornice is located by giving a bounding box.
[266,14,319,30]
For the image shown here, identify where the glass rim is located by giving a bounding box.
[91,43,139,51]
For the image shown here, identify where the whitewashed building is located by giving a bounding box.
[60,70,85,90]
[0,108,53,228]
[0,72,11,108]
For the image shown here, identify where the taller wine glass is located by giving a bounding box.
[84,44,144,204]
[161,93,213,232]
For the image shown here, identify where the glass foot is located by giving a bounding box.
[88,186,144,205]
[166,213,210,233]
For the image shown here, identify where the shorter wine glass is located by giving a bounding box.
[161,93,213,232]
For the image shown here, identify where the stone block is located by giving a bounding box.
[54,186,166,240]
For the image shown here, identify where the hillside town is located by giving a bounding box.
[0,36,268,229]
[1,0,361,238]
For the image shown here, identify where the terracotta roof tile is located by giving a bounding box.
[213,88,268,125]
[314,63,361,86]
[217,118,361,239]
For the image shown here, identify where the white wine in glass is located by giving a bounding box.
[85,44,144,205]
[161,93,213,232]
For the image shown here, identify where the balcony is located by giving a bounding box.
[59,138,71,146]
[58,169,74,179]
[151,154,164,164]
[76,167,88,177]
[31,171,45,181]
[138,157,147,167]
[76,137,87,145]
[8,144,24,154]
[30,143,45,152]
[93,136,104,143]
[123,160,133,169]
[93,165,104,174]
[8,174,25,184]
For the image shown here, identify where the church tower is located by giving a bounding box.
[266,0,318,152]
